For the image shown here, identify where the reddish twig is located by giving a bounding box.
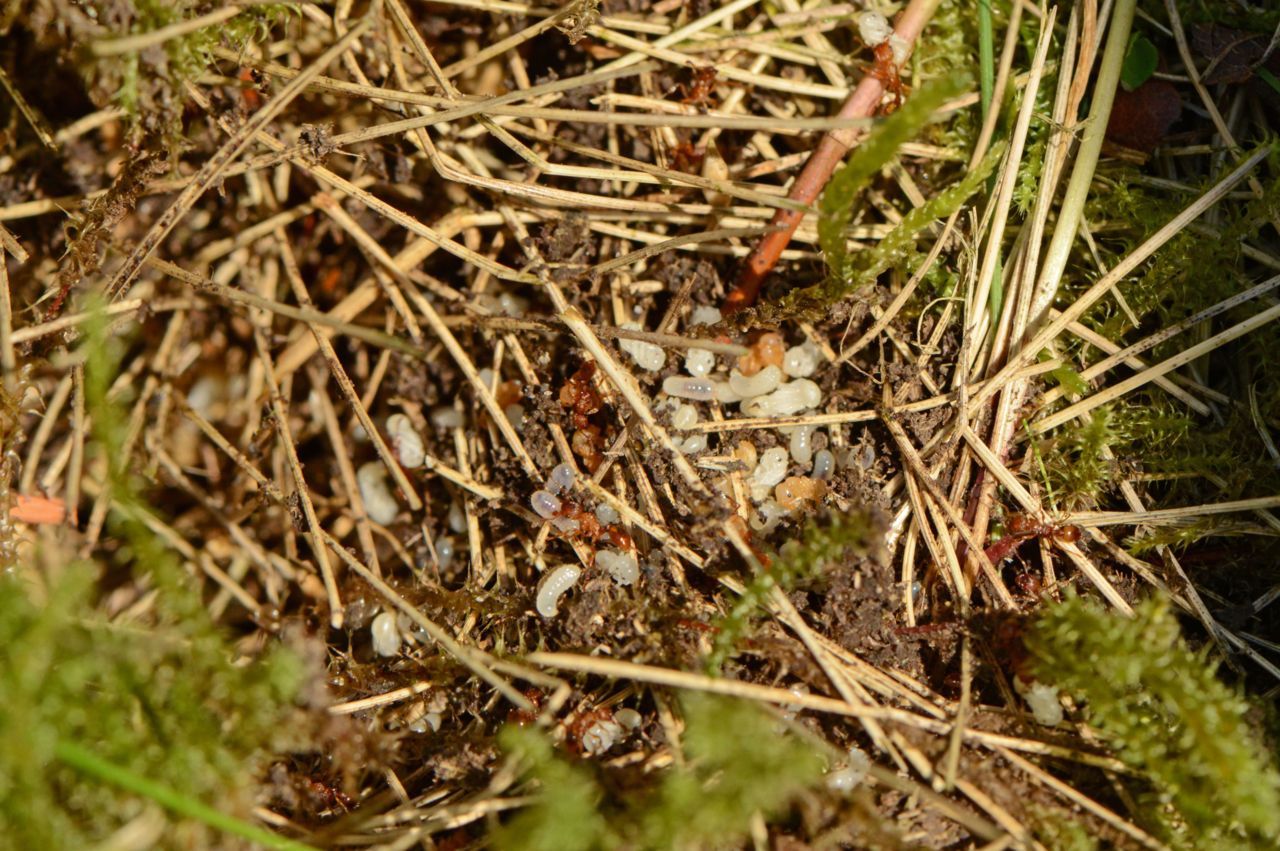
[722,0,944,315]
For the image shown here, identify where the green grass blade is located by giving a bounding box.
[55,740,316,851]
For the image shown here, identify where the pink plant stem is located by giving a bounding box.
[723,0,943,315]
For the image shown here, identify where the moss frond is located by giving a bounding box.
[495,725,611,851]
[495,693,825,851]
[0,304,306,847]
[1027,595,1280,849]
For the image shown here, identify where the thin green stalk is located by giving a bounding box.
[977,0,995,118]
[1028,0,1138,324]
[54,740,316,851]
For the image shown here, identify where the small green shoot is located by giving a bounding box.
[1257,66,1280,98]
[818,75,969,283]
[1120,33,1159,92]
[743,138,1001,328]
[977,0,995,118]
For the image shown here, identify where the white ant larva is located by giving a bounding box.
[782,343,820,378]
[662,375,717,401]
[741,379,822,418]
[618,324,666,371]
[370,610,402,657]
[684,347,715,377]
[856,9,909,65]
[530,490,562,520]
[784,424,816,467]
[856,10,894,47]
[749,447,790,501]
[546,462,576,495]
[1015,677,1064,726]
[597,549,639,586]
[728,365,783,399]
[826,747,871,792]
[812,449,835,480]
[536,564,582,617]
[613,708,642,730]
[579,713,623,756]
[386,413,425,468]
[357,462,400,525]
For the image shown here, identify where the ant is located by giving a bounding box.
[670,65,720,110]
[984,513,1082,566]
[668,139,705,174]
[560,361,606,471]
[869,42,905,112]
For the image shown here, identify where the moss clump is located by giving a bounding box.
[1026,595,1280,849]
[495,724,609,851]
[0,563,306,847]
[495,693,826,851]
[112,1,293,112]
[28,0,295,145]
[1040,150,1280,516]
[0,304,306,847]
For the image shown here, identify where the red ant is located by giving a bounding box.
[301,776,355,812]
[869,42,905,112]
[669,140,705,174]
[237,67,267,113]
[548,495,636,566]
[506,687,546,726]
[984,514,1082,566]
[559,361,603,429]
[674,65,719,109]
[560,361,606,471]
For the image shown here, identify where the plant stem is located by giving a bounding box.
[977,0,995,118]
[54,740,317,851]
[722,0,944,314]
[1026,0,1138,326]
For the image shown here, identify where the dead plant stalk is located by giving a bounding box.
[723,0,944,313]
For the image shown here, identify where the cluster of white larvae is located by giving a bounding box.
[355,413,465,570]
[529,462,641,617]
[355,412,427,526]
[620,306,864,530]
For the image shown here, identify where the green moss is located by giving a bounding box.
[911,0,987,150]
[494,693,826,851]
[1027,595,1280,849]
[0,304,306,846]
[1031,808,1100,851]
[816,76,969,282]
[636,693,825,849]
[495,725,611,851]
[1038,147,1280,517]
[82,1,295,146]
[1174,0,1280,31]
[733,78,986,330]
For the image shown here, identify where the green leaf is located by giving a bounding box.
[1121,33,1158,92]
[1257,66,1280,98]
[1050,364,1089,396]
